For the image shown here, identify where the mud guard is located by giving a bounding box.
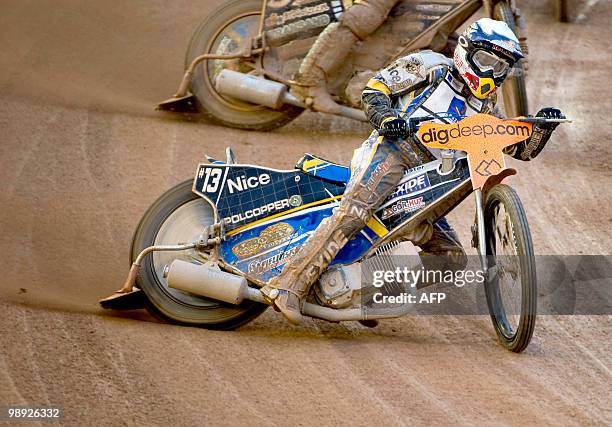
[99,289,147,311]
[156,94,199,113]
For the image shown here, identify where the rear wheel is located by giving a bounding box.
[186,0,303,131]
[483,185,536,352]
[494,2,529,118]
[132,180,267,330]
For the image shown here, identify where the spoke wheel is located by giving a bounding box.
[483,184,536,352]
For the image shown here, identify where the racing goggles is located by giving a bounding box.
[472,50,510,77]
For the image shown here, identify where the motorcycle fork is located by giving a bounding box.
[484,0,515,17]
[474,189,488,274]
[258,0,268,35]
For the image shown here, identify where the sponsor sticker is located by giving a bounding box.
[468,96,484,111]
[232,223,295,259]
[248,246,301,274]
[382,196,425,220]
[266,14,330,42]
[403,164,426,176]
[381,65,416,93]
[389,173,431,198]
[265,3,330,27]
[447,96,467,120]
[414,13,442,21]
[289,195,303,207]
[224,198,291,225]
[227,173,270,194]
[366,156,394,192]
[446,73,464,92]
[415,4,452,12]
[475,159,503,177]
[419,120,531,145]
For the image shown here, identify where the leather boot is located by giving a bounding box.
[260,216,352,324]
[260,287,304,325]
[292,23,359,114]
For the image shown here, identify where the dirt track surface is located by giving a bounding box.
[1,0,611,425]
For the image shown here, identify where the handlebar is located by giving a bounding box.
[517,117,573,123]
[377,114,572,136]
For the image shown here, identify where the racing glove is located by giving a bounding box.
[380,117,411,139]
[508,107,565,161]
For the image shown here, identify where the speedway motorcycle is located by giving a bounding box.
[101,113,568,353]
[158,0,529,130]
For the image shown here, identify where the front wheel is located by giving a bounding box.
[494,2,529,118]
[131,180,267,330]
[483,184,536,353]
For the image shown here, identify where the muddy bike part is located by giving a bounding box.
[483,184,536,353]
[165,0,532,130]
[184,0,304,131]
[130,180,267,330]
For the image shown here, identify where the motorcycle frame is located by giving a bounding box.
[121,183,503,323]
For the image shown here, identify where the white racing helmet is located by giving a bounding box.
[453,18,524,99]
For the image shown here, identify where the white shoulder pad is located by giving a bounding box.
[418,50,454,69]
[379,50,453,95]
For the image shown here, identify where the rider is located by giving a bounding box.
[262,18,564,324]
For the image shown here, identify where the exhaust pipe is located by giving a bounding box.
[166,260,417,322]
[166,260,266,305]
[215,69,305,110]
[215,69,367,122]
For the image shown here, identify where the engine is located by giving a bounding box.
[314,241,421,309]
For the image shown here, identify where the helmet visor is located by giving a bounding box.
[472,50,510,77]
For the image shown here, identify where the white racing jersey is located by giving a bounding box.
[363,50,496,159]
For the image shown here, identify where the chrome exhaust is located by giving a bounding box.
[215,69,305,109]
[166,260,266,305]
[215,69,368,122]
[166,260,417,322]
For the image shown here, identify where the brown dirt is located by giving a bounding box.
[0,0,610,425]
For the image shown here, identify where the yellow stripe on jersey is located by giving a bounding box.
[401,90,417,113]
[365,79,391,96]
